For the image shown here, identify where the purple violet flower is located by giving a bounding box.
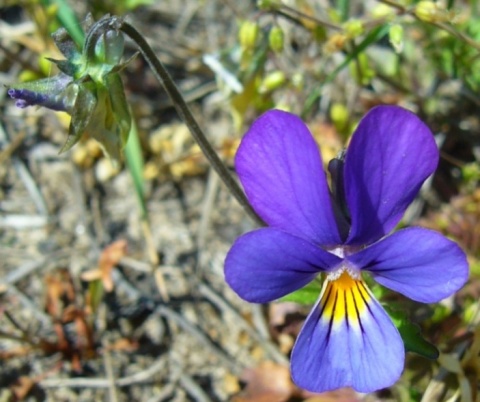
[224,105,469,393]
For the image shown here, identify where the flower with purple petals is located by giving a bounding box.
[225,106,468,393]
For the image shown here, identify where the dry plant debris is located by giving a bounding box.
[0,0,479,401]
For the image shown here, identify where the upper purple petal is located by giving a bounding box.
[344,106,439,245]
[236,110,341,246]
[348,227,469,303]
[224,228,341,303]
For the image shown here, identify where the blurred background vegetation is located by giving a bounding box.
[0,0,479,401]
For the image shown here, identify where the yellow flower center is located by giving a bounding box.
[320,271,371,328]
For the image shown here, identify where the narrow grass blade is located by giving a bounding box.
[41,0,84,46]
[124,118,147,219]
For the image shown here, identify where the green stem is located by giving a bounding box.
[84,16,264,226]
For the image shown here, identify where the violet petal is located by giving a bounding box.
[225,227,341,303]
[344,106,438,245]
[236,110,341,246]
[348,227,468,303]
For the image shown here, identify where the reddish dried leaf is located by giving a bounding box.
[81,239,127,292]
[0,346,33,359]
[269,302,303,328]
[105,338,139,352]
[73,310,96,358]
[45,269,76,319]
[233,361,294,402]
[10,376,35,400]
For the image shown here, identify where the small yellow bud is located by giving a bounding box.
[258,70,286,94]
[239,20,259,50]
[330,103,349,132]
[371,4,395,20]
[415,1,439,23]
[343,19,364,39]
[269,26,284,53]
[389,24,404,53]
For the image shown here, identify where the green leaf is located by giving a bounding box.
[41,0,85,46]
[280,280,322,304]
[87,279,104,314]
[385,306,439,360]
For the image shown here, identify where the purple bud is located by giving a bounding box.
[7,74,75,112]
[8,88,68,111]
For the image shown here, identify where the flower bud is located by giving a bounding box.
[8,74,74,112]
[8,14,132,164]
[239,20,259,50]
[330,103,349,133]
[343,19,364,39]
[415,1,439,23]
[389,24,404,53]
[94,30,125,66]
[268,26,284,53]
[258,70,286,94]
[371,4,395,20]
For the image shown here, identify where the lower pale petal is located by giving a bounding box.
[348,227,469,303]
[291,273,404,393]
[225,228,341,303]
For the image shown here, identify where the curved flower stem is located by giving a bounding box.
[84,16,264,226]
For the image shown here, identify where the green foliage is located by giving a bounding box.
[280,280,322,304]
[385,307,439,360]
[41,0,84,45]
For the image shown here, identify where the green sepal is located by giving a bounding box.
[62,81,96,153]
[47,58,78,76]
[90,88,122,162]
[385,306,439,360]
[94,30,125,66]
[107,73,131,148]
[51,27,81,59]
